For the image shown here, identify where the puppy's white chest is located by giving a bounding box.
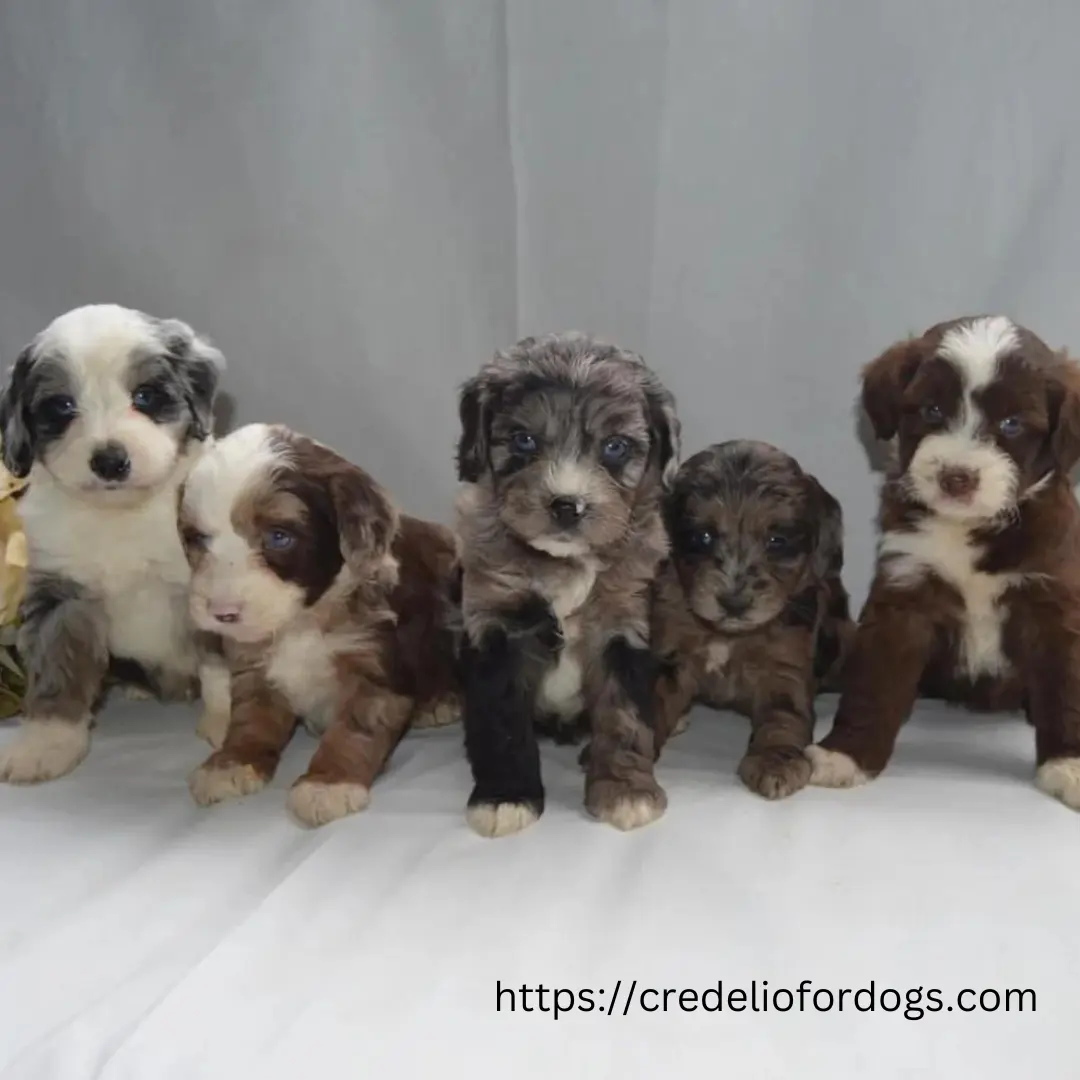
[538,614,585,718]
[880,520,1020,679]
[537,558,598,719]
[265,627,356,733]
[265,628,336,730]
[22,482,194,669]
[704,640,731,675]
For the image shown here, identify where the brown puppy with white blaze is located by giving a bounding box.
[180,423,462,827]
[808,315,1080,811]
[455,332,680,837]
[651,440,854,798]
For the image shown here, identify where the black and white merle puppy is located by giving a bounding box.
[0,304,225,783]
[455,332,680,837]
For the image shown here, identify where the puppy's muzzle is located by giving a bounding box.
[549,495,587,527]
[89,441,131,482]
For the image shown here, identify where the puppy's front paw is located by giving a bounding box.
[466,799,541,838]
[188,757,266,806]
[288,778,371,827]
[119,684,155,702]
[411,697,461,730]
[0,720,90,784]
[586,779,667,832]
[195,708,230,750]
[805,745,869,788]
[738,746,811,799]
[1035,757,1080,811]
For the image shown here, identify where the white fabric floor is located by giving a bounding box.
[0,697,1074,1079]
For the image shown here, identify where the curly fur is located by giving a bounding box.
[454,332,680,835]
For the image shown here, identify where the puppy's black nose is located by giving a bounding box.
[718,593,751,617]
[89,442,131,482]
[549,496,586,526]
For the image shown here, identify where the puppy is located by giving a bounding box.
[808,315,1080,811]
[455,332,680,837]
[0,304,224,783]
[181,423,462,827]
[649,441,854,798]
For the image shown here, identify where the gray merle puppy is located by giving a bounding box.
[454,332,680,837]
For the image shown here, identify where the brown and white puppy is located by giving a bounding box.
[0,305,224,784]
[179,423,461,827]
[651,441,854,798]
[455,332,680,837]
[808,315,1080,811]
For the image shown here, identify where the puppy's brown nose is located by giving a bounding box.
[209,602,242,624]
[938,467,979,499]
[550,496,586,526]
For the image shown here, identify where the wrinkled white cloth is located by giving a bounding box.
[0,699,1073,1078]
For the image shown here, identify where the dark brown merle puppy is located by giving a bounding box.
[808,315,1080,812]
[180,423,462,827]
[455,332,680,836]
[649,440,854,798]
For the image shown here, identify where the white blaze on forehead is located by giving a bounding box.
[183,423,285,535]
[38,304,160,376]
[937,315,1019,393]
[905,316,1023,521]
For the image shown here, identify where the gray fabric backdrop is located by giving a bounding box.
[3,1,1079,605]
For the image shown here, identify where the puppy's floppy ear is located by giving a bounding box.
[643,373,681,488]
[1045,355,1080,474]
[806,473,845,582]
[158,318,226,440]
[328,464,400,567]
[0,344,38,478]
[861,337,924,441]
[456,373,495,483]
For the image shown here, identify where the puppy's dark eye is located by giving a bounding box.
[132,384,167,416]
[998,415,1023,438]
[600,436,630,464]
[38,395,77,424]
[181,526,209,550]
[510,431,538,455]
[685,528,715,554]
[263,527,296,552]
[764,534,791,555]
[921,403,944,425]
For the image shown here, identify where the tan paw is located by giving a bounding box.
[1035,757,1080,811]
[119,684,154,702]
[671,715,690,737]
[195,709,230,750]
[738,747,812,799]
[287,778,370,827]
[188,760,266,806]
[411,698,461,730]
[0,720,90,784]
[805,745,869,788]
[587,780,668,832]
[466,801,540,838]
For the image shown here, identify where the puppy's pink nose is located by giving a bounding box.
[939,467,979,499]
[208,602,242,624]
